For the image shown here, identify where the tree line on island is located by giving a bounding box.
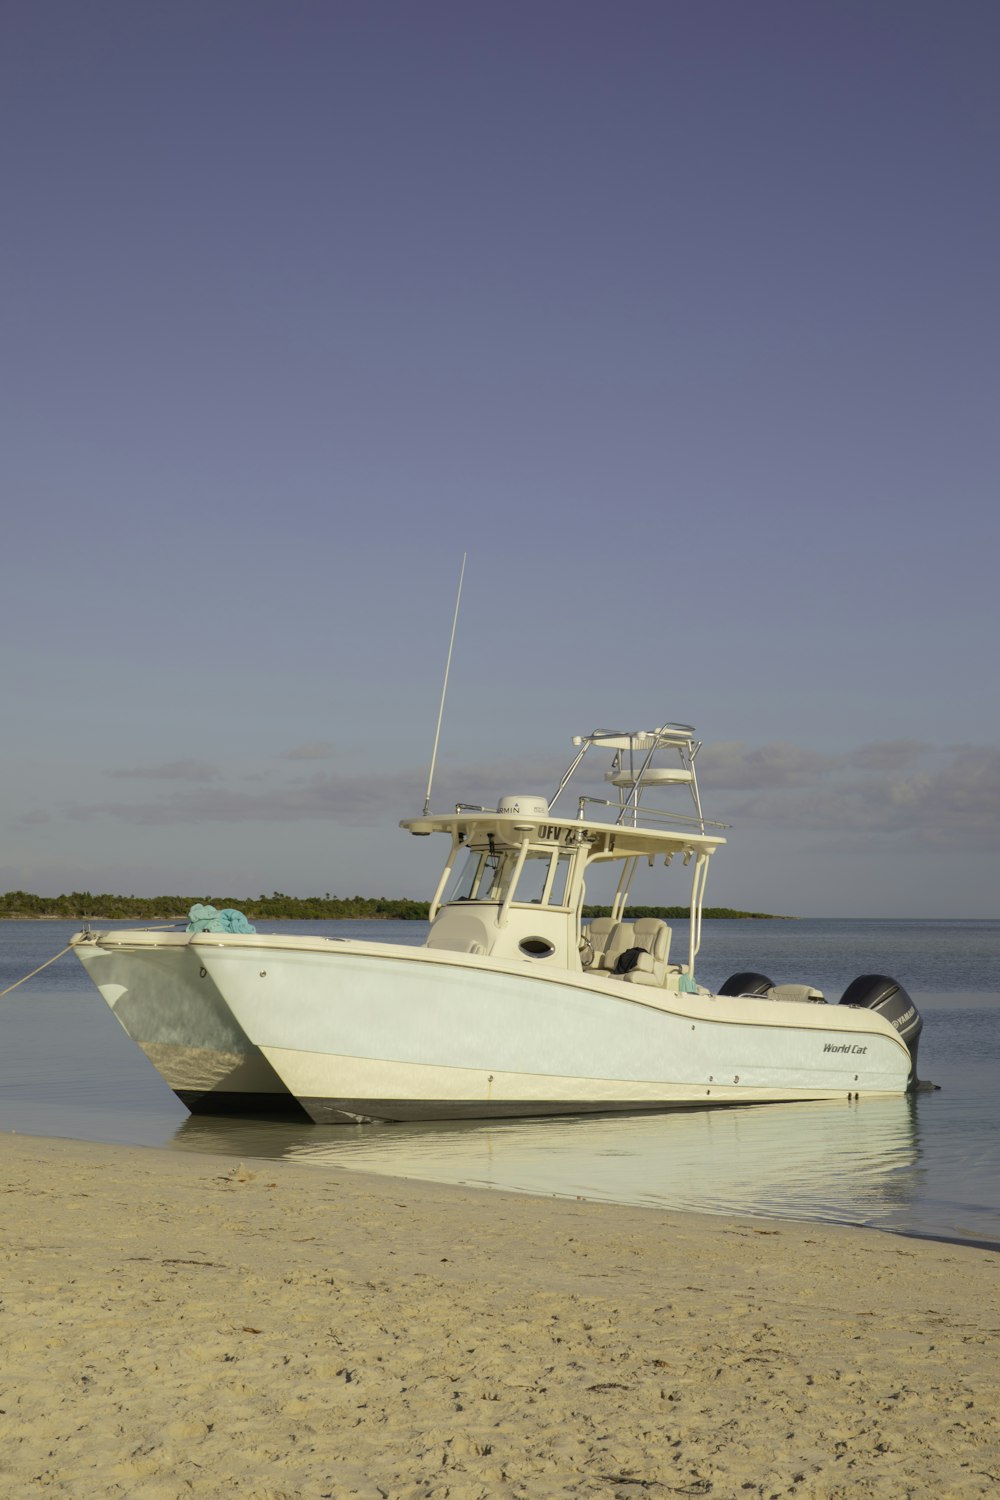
[0,890,788,921]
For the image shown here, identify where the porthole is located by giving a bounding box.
[519,937,556,958]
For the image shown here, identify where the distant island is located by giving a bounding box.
[0,890,792,921]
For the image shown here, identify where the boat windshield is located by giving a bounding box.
[513,850,573,907]
[445,847,513,904]
[444,846,574,908]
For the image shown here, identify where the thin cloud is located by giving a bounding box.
[41,743,1000,852]
[716,746,1000,851]
[13,808,50,828]
[66,769,427,828]
[59,753,565,829]
[108,760,221,782]
[847,740,930,772]
[697,741,840,790]
[430,753,568,808]
[279,741,338,761]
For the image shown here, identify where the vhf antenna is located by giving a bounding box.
[422,552,467,815]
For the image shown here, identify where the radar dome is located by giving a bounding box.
[496,794,549,818]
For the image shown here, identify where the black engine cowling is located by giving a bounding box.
[839,973,924,1087]
[717,971,774,998]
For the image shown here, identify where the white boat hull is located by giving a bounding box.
[193,934,914,1123]
[72,931,306,1117]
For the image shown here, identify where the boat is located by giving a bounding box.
[70,927,308,1116]
[71,722,925,1122]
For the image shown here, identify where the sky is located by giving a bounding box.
[2,1,998,917]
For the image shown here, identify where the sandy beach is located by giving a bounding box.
[1,1134,998,1498]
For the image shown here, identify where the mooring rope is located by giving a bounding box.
[0,945,74,997]
[0,920,183,999]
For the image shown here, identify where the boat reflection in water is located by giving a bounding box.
[171,1093,923,1233]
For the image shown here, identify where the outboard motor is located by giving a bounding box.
[718,972,774,998]
[839,974,925,1089]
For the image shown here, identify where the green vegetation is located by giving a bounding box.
[581,905,791,921]
[1,890,789,921]
[0,890,428,921]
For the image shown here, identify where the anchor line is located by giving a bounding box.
[0,945,74,997]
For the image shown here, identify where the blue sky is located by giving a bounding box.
[3,1,998,916]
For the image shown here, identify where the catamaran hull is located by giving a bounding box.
[71,932,307,1118]
[194,937,914,1124]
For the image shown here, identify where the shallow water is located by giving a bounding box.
[1,918,998,1248]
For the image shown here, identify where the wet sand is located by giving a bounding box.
[2,1133,998,1497]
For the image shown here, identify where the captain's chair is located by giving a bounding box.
[633,918,671,966]
[595,921,637,972]
[584,917,616,965]
[620,917,672,987]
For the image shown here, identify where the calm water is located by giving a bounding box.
[2,918,998,1249]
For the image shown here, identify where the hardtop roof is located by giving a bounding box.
[400,809,725,858]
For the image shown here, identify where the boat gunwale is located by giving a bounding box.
[143,930,913,1054]
[72,929,912,1058]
